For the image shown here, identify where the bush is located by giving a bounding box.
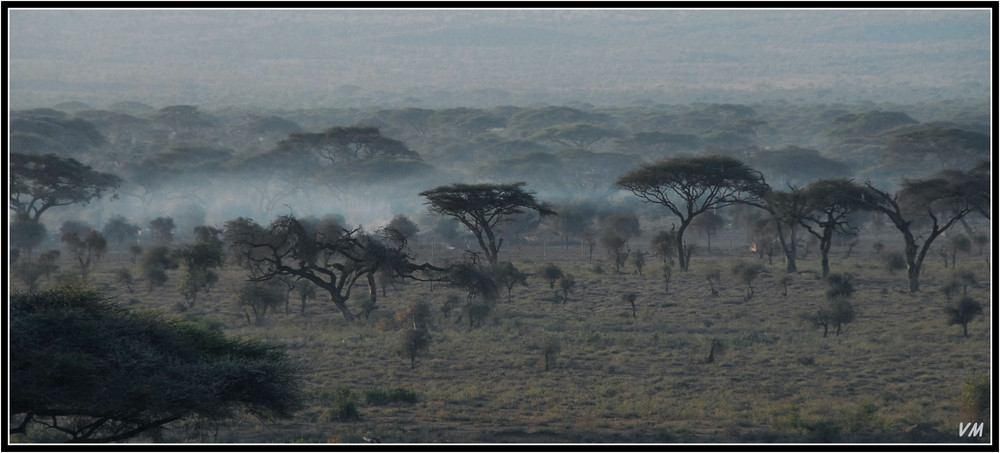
[363,387,419,405]
[959,373,989,422]
[320,387,360,422]
[841,403,884,434]
[10,285,303,442]
[884,251,906,274]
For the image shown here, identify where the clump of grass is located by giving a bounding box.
[363,387,419,405]
[841,402,884,435]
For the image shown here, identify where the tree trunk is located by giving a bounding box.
[677,221,691,271]
[331,296,356,322]
[367,273,377,308]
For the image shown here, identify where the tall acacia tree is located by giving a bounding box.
[10,152,123,221]
[616,155,769,271]
[797,179,870,278]
[420,182,556,266]
[861,165,989,292]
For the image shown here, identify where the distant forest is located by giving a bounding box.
[9,97,989,240]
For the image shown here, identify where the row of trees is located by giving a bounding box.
[211,154,986,324]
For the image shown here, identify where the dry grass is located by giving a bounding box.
[11,231,992,444]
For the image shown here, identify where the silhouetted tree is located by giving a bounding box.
[10,153,122,222]
[617,155,769,271]
[946,297,983,337]
[61,230,107,279]
[861,164,989,292]
[493,261,528,304]
[420,182,555,265]
[172,242,224,307]
[797,179,869,278]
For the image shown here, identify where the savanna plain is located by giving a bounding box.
[11,228,991,444]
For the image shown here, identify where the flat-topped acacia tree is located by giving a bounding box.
[420,182,556,266]
[617,155,769,271]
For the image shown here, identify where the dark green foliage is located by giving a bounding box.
[319,387,360,422]
[732,260,765,301]
[541,263,564,289]
[493,261,528,303]
[945,297,983,337]
[600,232,630,274]
[884,251,907,274]
[622,292,638,319]
[401,327,432,369]
[173,242,224,306]
[651,229,678,265]
[237,281,285,325]
[11,215,48,257]
[556,274,576,303]
[10,286,302,442]
[141,245,176,291]
[363,387,419,405]
[14,251,60,292]
[825,273,855,299]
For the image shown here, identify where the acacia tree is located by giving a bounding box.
[61,230,108,279]
[617,156,769,271]
[10,153,123,221]
[419,182,556,266]
[226,215,439,322]
[756,188,809,273]
[797,179,870,278]
[861,165,989,292]
[10,286,301,442]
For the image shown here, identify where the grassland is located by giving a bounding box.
[11,229,992,444]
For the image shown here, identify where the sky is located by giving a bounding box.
[6,7,993,108]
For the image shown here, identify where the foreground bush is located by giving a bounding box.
[10,285,303,442]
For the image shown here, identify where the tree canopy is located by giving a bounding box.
[420,182,556,265]
[616,155,769,270]
[10,286,302,442]
[10,153,123,221]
